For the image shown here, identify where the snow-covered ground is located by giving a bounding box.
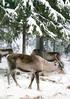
[0,54,70,99]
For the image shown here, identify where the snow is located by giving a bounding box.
[27,16,43,36]
[2,0,5,6]
[0,54,70,99]
[5,8,17,21]
[28,0,34,11]
[12,34,22,53]
[65,0,70,5]
[61,27,70,40]
[21,0,34,11]
[39,0,65,22]
[57,0,64,9]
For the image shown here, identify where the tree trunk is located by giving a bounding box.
[40,36,44,51]
[36,35,44,55]
[22,23,26,54]
[53,40,55,52]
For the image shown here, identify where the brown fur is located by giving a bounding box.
[7,54,33,63]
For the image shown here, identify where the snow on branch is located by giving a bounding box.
[27,16,42,36]
[27,13,57,38]
[39,0,65,23]
[19,0,34,11]
[5,8,17,21]
[32,12,57,38]
[61,27,70,40]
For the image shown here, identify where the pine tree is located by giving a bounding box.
[0,0,70,52]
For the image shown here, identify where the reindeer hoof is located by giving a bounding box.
[37,87,40,91]
[28,86,32,89]
[16,84,21,88]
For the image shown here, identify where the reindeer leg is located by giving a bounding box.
[28,73,35,89]
[11,70,21,87]
[5,69,10,85]
[7,71,10,85]
[6,69,14,85]
[35,72,40,90]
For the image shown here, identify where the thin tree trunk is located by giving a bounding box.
[53,40,55,52]
[36,35,40,50]
[40,36,43,51]
[36,35,44,55]
[22,23,26,54]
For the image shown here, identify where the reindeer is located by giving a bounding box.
[31,49,64,70]
[7,53,64,90]
[0,48,13,63]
